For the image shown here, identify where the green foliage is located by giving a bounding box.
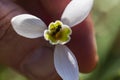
[0,66,27,80]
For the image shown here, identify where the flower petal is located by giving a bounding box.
[61,0,94,27]
[11,14,47,38]
[54,45,79,80]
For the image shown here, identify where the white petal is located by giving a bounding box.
[54,45,79,80]
[11,14,47,38]
[61,0,94,27]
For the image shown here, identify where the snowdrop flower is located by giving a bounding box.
[11,0,93,80]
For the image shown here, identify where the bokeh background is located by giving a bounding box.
[0,0,120,80]
[80,0,120,80]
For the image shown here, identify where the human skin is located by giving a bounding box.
[0,0,98,80]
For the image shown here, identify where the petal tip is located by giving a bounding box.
[61,0,94,27]
[11,14,47,38]
[54,45,79,80]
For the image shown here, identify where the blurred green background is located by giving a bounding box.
[81,0,120,80]
[0,0,120,80]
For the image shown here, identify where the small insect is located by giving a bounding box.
[52,25,62,35]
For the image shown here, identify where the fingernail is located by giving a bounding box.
[20,46,56,79]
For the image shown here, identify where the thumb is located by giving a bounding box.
[0,0,26,38]
[0,1,61,80]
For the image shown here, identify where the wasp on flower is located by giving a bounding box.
[11,0,94,80]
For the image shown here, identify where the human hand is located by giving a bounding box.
[0,0,98,80]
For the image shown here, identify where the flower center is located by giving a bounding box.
[44,20,72,45]
[50,24,62,36]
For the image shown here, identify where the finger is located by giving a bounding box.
[0,1,61,80]
[38,0,70,19]
[18,0,98,73]
[37,0,98,73]
[0,0,26,65]
[16,0,98,73]
[67,15,98,73]
[16,0,70,24]
[0,0,26,39]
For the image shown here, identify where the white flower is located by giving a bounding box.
[11,0,93,80]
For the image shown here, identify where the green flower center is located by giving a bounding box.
[44,20,72,45]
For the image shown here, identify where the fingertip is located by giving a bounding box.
[39,0,70,19]
[79,50,98,73]
[67,15,98,73]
